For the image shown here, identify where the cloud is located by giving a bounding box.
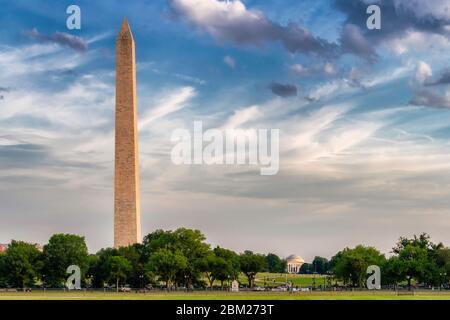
[0,87,11,100]
[139,86,196,130]
[323,63,337,76]
[25,28,87,52]
[306,80,353,101]
[168,0,337,57]
[221,105,262,129]
[332,0,450,63]
[281,22,337,57]
[0,43,88,82]
[410,89,450,108]
[168,0,449,62]
[0,143,97,170]
[0,74,113,130]
[269,82,298,98]
[290,64,310,76]
[174,73,206,85]
[414,61,433,84]
[426,69,450,86]
[393,0,450,21]
[223,55,235,69]
[336,0,450,36]
[290,63,338,77]
[305,64,413,101]
[339,23,377,62]
[335,0,450,57]
[168,0,280,45]
[386,30,450,55]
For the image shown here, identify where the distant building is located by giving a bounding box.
[286,254,305,274]
[0,244,8,253]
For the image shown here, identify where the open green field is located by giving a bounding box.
[0,273,441,300]
[247,272,327,287]
[209,272,327,287]
[1,291,450,300]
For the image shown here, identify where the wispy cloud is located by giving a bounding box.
[223,55,236,69]
[269,82,297,98]
[410,89,450,108]
[169,0,337,58]
[139,86,196,130]
[220,105,261,129]
[25,28,87,52]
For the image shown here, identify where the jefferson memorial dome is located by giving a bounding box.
[286,254,305,274]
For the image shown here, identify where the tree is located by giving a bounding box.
[300,263,313,274]
[2,241,42,288]
[239,251,267,288]
[117,244,146,288]
[197,252,232,289]
[89,248,117,288]
[392,233,442,255]
[107,256,132,292]
[213,246,240,288]
[0,253,6,287]
[388,247,428,288]
[42,234,89,287]
[142,228,210,288]
[381,257,401,287]
[436,248,450,286]
[266,253,286,273]
[147,248,187,289]
[197,253,218,289]
[86,254,100,287]
[389,234,441,288]
[211,258,235,289]
[312,256,329,274]
[141,229,175,259]
[171,228,211,288]
[331,245,386,287]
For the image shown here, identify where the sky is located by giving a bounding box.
[0,0,450,261]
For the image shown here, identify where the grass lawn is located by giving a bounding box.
[1,290,450,300]
[0,274,443,300]
[248,272,328,287]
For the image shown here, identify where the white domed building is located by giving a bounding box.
[286,254,305,274]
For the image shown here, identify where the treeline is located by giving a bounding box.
[0,228,285,289]
[0,229,449,289]
[301,233,450,288]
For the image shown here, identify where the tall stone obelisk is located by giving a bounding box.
[114,17,141,248]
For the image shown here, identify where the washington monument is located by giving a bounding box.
[114,18,141,248]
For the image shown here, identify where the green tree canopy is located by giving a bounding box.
[1,241,42,288]
[331,245,386,287]
[239,251,267,288]
[196,252,223,289]
[117,244,146,288]
[312,256,330,274]
[107,255,132,292]
[436,248,450,285]
[388,233,444,288]
[265,253,286,273]
[142,228,210,288]
[213,246,240,285]
[300,262,313,274]
[146,248,187,289]
[88,247,117,288]
[0,252,6,287]
[42,234,89,287]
